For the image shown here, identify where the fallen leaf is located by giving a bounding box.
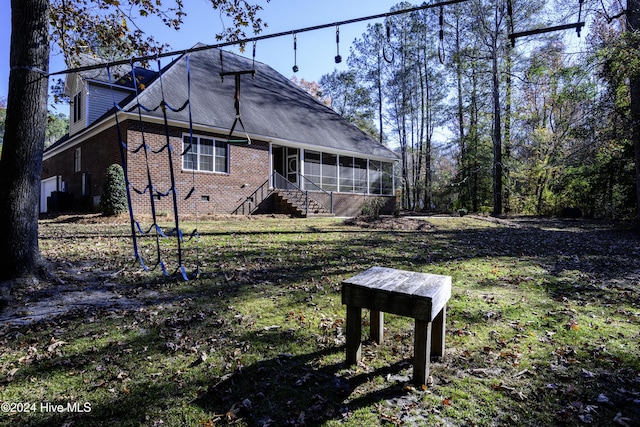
[613,412,631,426]
[579,413,593,423]
[47,339,67,352]
[581,369,595,378]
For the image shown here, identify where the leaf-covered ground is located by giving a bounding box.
[0,215,639,426]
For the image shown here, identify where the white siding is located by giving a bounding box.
[68,77,87,137]
[88,84,130,124]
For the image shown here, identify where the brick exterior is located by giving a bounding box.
[125,121,270,216]
[44,119,272,215]
[42,124,123,210]
[333,194,396,217]
[43,118,395,216]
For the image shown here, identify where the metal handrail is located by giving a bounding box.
[297,173,333,214]
[272,171,333,215]
[234,171,334,216]
[272,171,302,191]
[231,177,271,215]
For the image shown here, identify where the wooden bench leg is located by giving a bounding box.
[430,305,446,359]
[370,309,384,344]
[413,319,432,386]
[346,305,362,365]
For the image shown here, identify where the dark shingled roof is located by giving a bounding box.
[121,44,397,160]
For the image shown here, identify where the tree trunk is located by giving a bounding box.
[491,33,503,216]
[470,66,479,213]
[377,43,384,145]
[0,0,50,280]
[504,44,512,214]
[628,0,640,222]
[455,14,467,208]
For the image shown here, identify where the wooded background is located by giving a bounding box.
[315,0,638,219]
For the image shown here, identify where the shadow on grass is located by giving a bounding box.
[17,216,639,426]
[194,343,412,426]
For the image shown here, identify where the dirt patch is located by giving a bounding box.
[343,215,435,231]
[0,261,188,326]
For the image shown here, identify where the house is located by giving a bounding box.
[41,45,398,217]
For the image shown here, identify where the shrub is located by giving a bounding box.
[100,164,128,216]
[360,197,386,219]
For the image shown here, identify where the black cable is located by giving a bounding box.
[49,0,470,77]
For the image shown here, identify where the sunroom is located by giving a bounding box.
[271,145,395,196]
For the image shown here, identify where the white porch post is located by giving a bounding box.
[300,149,305,190]
[268,142,273,189]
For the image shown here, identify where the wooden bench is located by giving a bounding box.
[341,266,452,386]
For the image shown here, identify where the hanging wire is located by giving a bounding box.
[383,16,394,64]
[50,0,472,78]
[252,40,257,74]
[220,49,225,81]
[292,33,299,73]
[335,26,342,63]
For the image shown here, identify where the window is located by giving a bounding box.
[72,92,82,123]
[74,147,81,172]
[182,135,228,173]
[381,162,394,195]
[303,150,321,187]
[369,160,393,195]
[339,156,355,193]
[354,158,368,193]
[369,160,382,194]
[321,153,337,191]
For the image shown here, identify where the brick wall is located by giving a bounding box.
[332,194,396,217]
[42,123,124,211]
[125,121,270,216]
[43,119,395,217]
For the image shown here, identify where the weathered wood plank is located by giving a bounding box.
[370,310,384,344]
[342,267,452,385]
[343,285,434,320]
[346,305,362,365]
[413,319,431,386]
[430,306,446,359]
[342,267,451,322]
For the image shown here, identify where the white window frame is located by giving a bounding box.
[72,92,83,123]
[182,134,229,173]
[74,147,81,173]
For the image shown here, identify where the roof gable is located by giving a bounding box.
[124,45,396,160]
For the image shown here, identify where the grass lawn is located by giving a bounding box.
[1,215,639,426]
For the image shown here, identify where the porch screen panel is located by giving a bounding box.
[354,158,368,193]
[339,156,354,193]
[382,162,394,195]
[369,160,382,194]
[322,153,338,191]
[304,151,321,187]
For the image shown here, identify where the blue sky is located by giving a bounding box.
[0,0,404,106]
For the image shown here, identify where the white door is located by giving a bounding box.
[40,176,58,213]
